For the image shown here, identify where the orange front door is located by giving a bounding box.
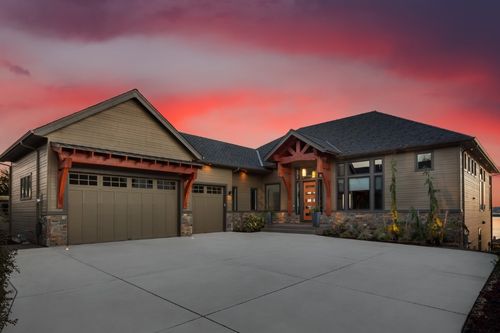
[303,181,316,221]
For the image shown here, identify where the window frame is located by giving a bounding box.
[69,172,98,186]
[103,176,128,188]
[157,179,176,190]
[415,151,433,171]
[265,183,281,212]
[347,176,371,210]
[20,174,32,201]
[131,177,153,189]
[250,188,258,211]
[232,186,238,211]
[192,184,204,193]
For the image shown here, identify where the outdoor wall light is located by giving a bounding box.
[312,171,317,178]
[301,168,307,177]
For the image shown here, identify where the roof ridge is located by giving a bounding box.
[297,110,379,131]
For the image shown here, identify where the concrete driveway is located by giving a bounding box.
[5,233,496,333]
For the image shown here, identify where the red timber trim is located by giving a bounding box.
[317,156,332,216]
[278,163,293,215]
[182,171,197,209]
[57,158,72,209]
[52,145,199,209]
[273,139,333,217]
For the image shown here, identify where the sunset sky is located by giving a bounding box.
[0,0,499,204]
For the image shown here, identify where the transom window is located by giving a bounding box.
[157,180,176,190]
[206,186,222,194]
[20,174,32,200]
[69,173,97,186]
[349,161,370,175]
[103,176,127,188]
[192,184,204,193]
[132,178,153,189]
[416,152,432,170]
[374,159,383,173]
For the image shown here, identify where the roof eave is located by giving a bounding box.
[263,130,333,161]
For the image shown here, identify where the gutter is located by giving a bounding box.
[19,140,41,245]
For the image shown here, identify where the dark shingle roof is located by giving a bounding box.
[181,133,267,171]
[290,111,472,157]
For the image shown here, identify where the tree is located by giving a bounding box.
[0,234,17,329]
[424,170,444,245]
[0,169,8,196]
[388,159,400,239]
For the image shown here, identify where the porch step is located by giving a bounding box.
[262,223,328,235]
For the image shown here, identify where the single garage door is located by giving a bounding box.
[68,172,178,244]
[192,184,224,234]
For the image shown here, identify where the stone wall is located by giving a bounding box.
[181,211,193,236]
[41,214,68,246]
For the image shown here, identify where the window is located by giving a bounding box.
[192,184,204,193]
[250,188,257,211]
[337,163,345,177]
[349,161,370,175]
[374,176,383,210]
[416,152,432,170]
[69,173,97,186]
[374,159,383,173]
[348,177,370,210]
[206,186,222,194]
[157,180,176,190]
[265,184,280,211]
[337,179,345,210]
[20,174,32,200]
[103,176,127,188]
[479,168,485,210]
[131,178,152,189]
[232,187,238,211]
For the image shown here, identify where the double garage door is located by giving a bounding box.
[68,172,179,244]
[68,172,225,244]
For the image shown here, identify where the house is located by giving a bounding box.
[0,89,497,251]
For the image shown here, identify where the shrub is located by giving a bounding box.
[233,214,265,232]
[0,231,17,330]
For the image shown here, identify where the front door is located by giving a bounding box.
[302,181,316,221]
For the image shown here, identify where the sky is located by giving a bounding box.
[0,0,499,204]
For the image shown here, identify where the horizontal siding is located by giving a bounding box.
[47,100,194,161]
[233,172,264,211]
[464,162,492,251]
[11,145,48,241]
[383,147,461,211]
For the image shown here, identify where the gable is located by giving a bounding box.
[47,99,195,161]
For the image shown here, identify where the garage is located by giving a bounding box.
[192,184,225,234]
[68,172,179,244]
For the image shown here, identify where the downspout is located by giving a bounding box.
[19,141,41,245]
[460,147,467,249]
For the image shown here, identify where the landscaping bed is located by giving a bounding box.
[462,257,500,333]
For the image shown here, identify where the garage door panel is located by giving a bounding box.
[166,192,178,236]
[99,191,115,242]
[82,191,99,244]
[69,173,179,244]
[68,190,83,244]
[114,192,128,241]
[153,194,167,237]
[141,193,153,239]
[192,185,224,234]
[127,193,142,240]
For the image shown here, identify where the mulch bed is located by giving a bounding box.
[462,256,500,333]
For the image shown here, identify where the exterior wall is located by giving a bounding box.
[47,99,194,161]
[383,147,461,211]
[10,144,48,242]
[262,169,287,211]
[232,171,264,211]
[463,154,492,251]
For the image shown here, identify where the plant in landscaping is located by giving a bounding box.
[0,232,18,330]
[409,208,426,242]
[233,213,265,232]
[388,159,400,240]
[424,170,444,245]
[0,169,8,196]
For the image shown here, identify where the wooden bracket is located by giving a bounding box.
[182,170,197,209]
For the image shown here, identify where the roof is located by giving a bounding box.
[0,89,202,162]
[181,133,269,172]
[263,111,475,160]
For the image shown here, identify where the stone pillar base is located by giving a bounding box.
[181,211,193,236]
[41,215,68,246]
